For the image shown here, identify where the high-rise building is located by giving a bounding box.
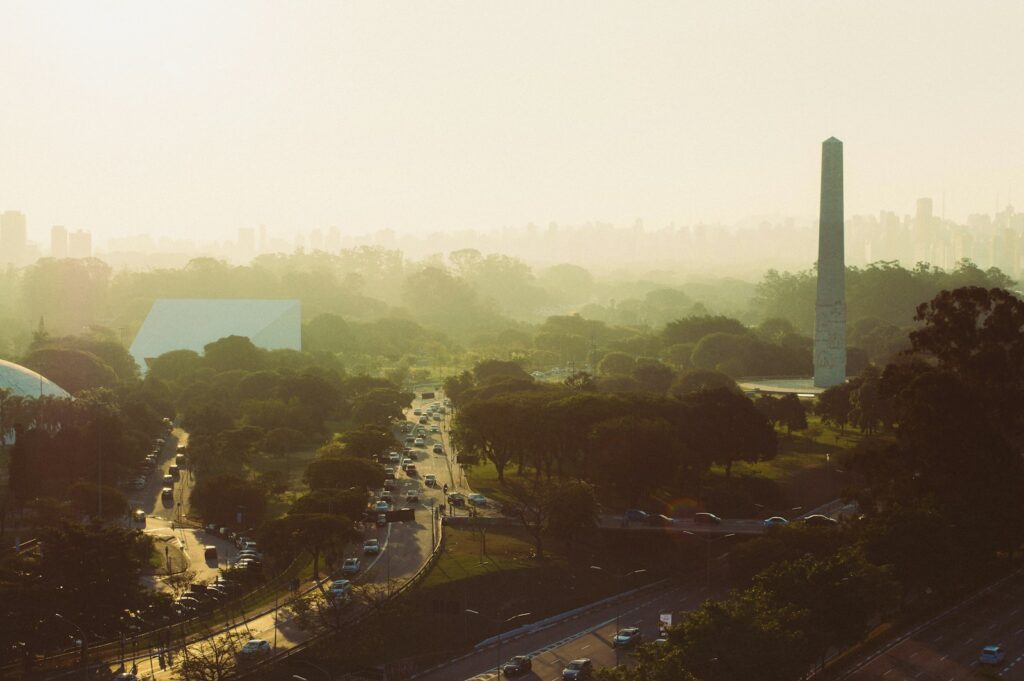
[68,229,92,258]
[0,211,28,265]
[51,225,69,258]
[814,137,846,388]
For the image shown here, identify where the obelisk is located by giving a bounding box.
[813,137,846,388]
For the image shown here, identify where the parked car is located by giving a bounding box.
[562,658,593,680]
[613,627,643,648]
[424,474,437,486]
[468,493,488,506]
[694,512,722,525]
[448,493,466,507]
[341,557,361,574]
[501,655,532,676]
[980,645,1006,665]
[763,516,789,527]
[624,509,648,522]
[802,514,838,526]
[363,539,381,555]
[647,514,674,527]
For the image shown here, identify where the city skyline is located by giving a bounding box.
[2,2,1023,241]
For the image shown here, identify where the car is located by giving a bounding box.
[424,474,437,487]
[133,509,146,523]
[237,550,261,561]
[363,539,381,555]
[624,509,648,522]
[562,658,593,680]
[161,487,174,500]
[414,438,425,446]
[405,450,417,461]
[404,437,415,446]
[501,655,532,676]
[418,416,428,424]
[328,578,351,595]
[432,413,441,421]
[376,513,388,526]
[613,627,643,648]
[162,474,174,486]
[380,489,393,501]
[154,438,166,446]
[389,452,401,464]
[802,514,839,526]
[238,639,271,657]
[405,491,419,503]
[694,512,722,525]
[448,493,466,507]
[175,453,186,466]
[413,409,422,416]
[175,595,201,611]
[979,645,1006,665]
[647,513,674,527]
[763,516,789,527]
[383,478,397,491]
[384,467,396,479]
[375,500,390,513]
[168,464,180,479]
[468,493,488,506]
[341,557,360,574]
[431,425,439,432]
[433,444,443,454]
[405,464,418,476]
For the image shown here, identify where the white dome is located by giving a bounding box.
[0,358,71,398]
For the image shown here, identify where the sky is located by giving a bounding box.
[1,0,1022,243]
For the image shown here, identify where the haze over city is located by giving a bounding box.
[2,0,1023,246]
[3,4,1024,681]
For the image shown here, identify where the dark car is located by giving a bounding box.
[562,658,593,680]
[502,655,532,676]
[624,509,648,522]
[694,512,722,525]
[647,514,674,527]
[802,514,838,526]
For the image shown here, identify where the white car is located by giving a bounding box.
[980,645,1006,665]
[327,579,352,600]
[414,438,425,447]
[341,557,361,574]
[238,639,271,656]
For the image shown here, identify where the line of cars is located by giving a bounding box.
[622,508,839,528]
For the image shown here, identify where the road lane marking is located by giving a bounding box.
[883,669,893,676]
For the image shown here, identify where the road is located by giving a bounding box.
[412,581,726,681]
[104,396,447,679]
[838,570,1024,681]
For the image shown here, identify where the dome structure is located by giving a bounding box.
[0,358,71,398]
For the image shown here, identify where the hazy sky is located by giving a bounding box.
[1,1,1022,243]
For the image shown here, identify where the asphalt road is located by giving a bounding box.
[840,570,1024,681]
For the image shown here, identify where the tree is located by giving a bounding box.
[680,388,777,478]
[815,382,854,432]
[261,513,359,580]
[67,482,129,519]
[176,630,246,681]
[21,347,119,394]
[663,315,749,345]
[203,335,265,372]
[563,371,597,392]
[261,427,308,455]
[190,474,269,526]
[333,425,396,459]
[472,359,530,384]
[597,352,635,376]
[545,480,598,550]
[669,369,739,398]
[351,387,412,427]
[503,477,595,560]
[632,360,675,394]
[589,416,676,504]
[304,455,385,492]
[290,488,367,519]
[776,394,807,434]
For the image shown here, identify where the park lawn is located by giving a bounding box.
[420,525,547,588]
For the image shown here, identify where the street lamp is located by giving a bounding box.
[55,613,88,673]
[682,532,735,590]
[464,609,532,678]
[291,657,332,681]
[589,566,646,667]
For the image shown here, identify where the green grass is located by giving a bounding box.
[420,525,545,588]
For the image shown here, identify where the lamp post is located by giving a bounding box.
[589,566,646,667]
[55,613,88,675]
[291,657,332,681]
[683,532,735,590]
[465,609,532,678]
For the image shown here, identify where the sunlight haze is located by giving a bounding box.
[1,0,1022,242]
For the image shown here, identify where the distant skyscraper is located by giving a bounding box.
[814,137,846,388]
[68,229,92,258]
[51,225,68,258]
[0,211,28,265]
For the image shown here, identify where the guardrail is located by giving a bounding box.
[236,509,447,679]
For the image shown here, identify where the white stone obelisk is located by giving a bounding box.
[814,137,846,388]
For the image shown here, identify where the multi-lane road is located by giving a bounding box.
[838,570,1024,681]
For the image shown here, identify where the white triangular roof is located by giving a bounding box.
[129,299,301,370]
